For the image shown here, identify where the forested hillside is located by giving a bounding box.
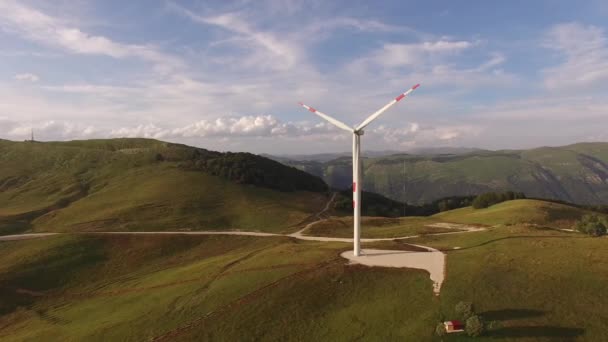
[274,143,608,205]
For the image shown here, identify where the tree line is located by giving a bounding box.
[471,191,526,209]
[334,190,532,217]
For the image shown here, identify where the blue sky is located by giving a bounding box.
[1,0,607,153]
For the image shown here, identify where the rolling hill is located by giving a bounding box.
[433,199,589,228]
[273,142,608,205]
[302,198,597,239]
[1,199,608,340]
[0,139,329,234]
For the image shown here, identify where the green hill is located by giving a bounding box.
[2,204,608,340]
[433,199,590,228]
[302,199,592,239]
[275,142,608,205]
[0,234,438,341]
[0,139,328,234]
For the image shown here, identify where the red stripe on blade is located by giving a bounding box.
[308,107,316,113]
[395,94,405,101]
[412,84,420,89]
[353,182,356,192]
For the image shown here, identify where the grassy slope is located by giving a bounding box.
[0,139,327,234]
[0,235,437,341]
[408,226,608,341]
[1,200,608,340]
[307,199,587,238]
[34,166,325,233]
[305,216,458,238]
[433,199,589,228]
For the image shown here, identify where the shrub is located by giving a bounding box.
[576,214,608,237]
[472,191,526,209]
[435,322,446,336]
[455,301,475,320]
[465,315,485,337]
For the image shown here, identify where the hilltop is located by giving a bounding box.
[273,142,608,205]
[0,139,328,234]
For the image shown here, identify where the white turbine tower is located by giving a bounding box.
[299,83,420,257]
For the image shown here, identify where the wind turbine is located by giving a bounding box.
[299,83,420,257]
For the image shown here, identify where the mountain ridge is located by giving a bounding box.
[273,141,608,205]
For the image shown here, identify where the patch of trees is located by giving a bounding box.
[436,196,474,212]
[526,197,608,215]
[472,191,526,209]
[334,191,475,217]
[576,214,607,236]
[180,151,328,192]
[334,190,404,217]
[436,301,488,337]
[140,143,327,192]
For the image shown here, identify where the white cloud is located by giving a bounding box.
[5,120,100,140]
[543,22,608,89]
[344,38,515,89]
[367,39,473,68]
[3,2,598,154]
[475,52,506,72]
[113,115,338,139]
[13,73,39,82]
[110,124,166,139]
[0,0,182,73]
[371,122,481,147]
[1,114,340,142]
[170,5,299,71]
[1,114,484,152]
[472,95,608,121]
[303,16,418,39]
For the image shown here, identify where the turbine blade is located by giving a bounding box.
[298,102,353,132]
[355,84,420,131]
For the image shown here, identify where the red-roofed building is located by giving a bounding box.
[444,320,464,333]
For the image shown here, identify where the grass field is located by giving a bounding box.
[1,222,607,340]
[0,235,438,341]
[433,199,590,229]
[305,216,459,238]
[304,199,580,239]
[32,166,326,234]
[407,226,608,341]
[2,152,608,342]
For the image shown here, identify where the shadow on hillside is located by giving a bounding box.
[479,308,584,339]
[446,235,586,252]
[481,308,545,321]
[0,219,33,236]
[36,309,71,325]
[488,326,584,338]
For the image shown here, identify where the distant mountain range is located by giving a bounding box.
[264,147,483,162]
[270,142,608,205]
